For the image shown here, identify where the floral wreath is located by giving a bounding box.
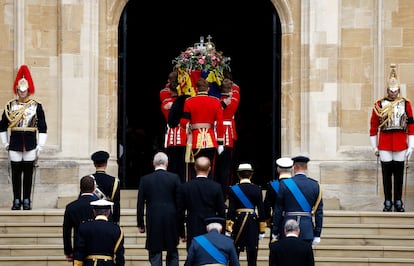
[172,35,231,97]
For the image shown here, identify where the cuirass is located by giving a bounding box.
[8,100,38,128]
[380,99,407,131]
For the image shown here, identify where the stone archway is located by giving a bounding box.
[114,1,293,188]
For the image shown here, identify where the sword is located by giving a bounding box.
[404,157,408,205]
[7,151,11,184]
[375,153,379,195]
[31,154,39,207]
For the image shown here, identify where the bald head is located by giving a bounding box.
[194,156,211,175]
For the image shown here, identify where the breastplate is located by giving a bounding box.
[7,100,38,128]
[380,99,407,131]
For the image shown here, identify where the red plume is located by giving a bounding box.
[13,65,35,94]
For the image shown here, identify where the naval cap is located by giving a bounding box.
[237,163,253,171]
[91,150,109,163]
[90,199,114,209]
[276,157,294,168]
[204,217,225,225]
[292,155,310,163]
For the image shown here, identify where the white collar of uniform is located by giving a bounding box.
[286,233,298,237]
[95,215,109,221]
[239,179,251,184]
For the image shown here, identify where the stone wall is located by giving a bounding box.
[0,0,413,210]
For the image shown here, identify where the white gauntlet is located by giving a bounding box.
[37,133,47,157]
[406,135,414,160]
[0,131,9,150]
[370,136,378,155]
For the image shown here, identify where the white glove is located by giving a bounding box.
[312,237,321,245]
[38,133,47,146]
[271,234,278,241]
[36,133,47,157]
[0,131,9,150]
[406,135,414,160]
[36,145,42,157]
[259,233,265,240]
[369,136,378,156]
[406,148,413,160]
[225,231,231,237]
[217,145,224,155]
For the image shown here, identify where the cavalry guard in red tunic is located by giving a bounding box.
[370,64,414,212]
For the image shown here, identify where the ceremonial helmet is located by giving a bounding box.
[13,65,35,94]
[387,63,400,92]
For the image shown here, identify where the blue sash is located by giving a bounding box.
[270,180,280,193]
[194,235,227,264]
[283,179,311,212]
[231,185,254,209]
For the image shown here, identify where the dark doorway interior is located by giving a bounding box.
[118,1,281,188]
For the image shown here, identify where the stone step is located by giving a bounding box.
[0,209,413,265]
[1,243,413,259]
[2,221,414,238]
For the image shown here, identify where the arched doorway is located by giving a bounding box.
[118,1,281,188]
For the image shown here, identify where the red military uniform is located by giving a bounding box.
[369,64,414,212]
[221,89,240,148]
[160,82,188,182]
[231,82,240,141]
[215,79,240,196]
[160,83,174,122]
[180,92,224,150]
[370,98,414,151]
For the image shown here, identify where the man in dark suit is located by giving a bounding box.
[269,219,315,266]
[90,150,121,224]
[177,156,226,250]
[62,175,96,262]
[185,217,240,266]
[137,151,183,266]
[272,156,323,245]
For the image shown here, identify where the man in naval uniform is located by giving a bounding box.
[184,217,240,266]
[0,65,47,210]
[264,157,294,243]
[226,163,266,266]
[370,64,414,212]
[90,151,121,224]
[272,156,323,245]
[73,199,125,266]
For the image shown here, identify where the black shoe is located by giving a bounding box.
[23,199,31,210]
[382,200,393,212]
[11,199,21,210]
[394,200,405,212]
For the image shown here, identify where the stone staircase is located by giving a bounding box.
[0,190,413,266]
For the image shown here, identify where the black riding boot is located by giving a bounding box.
[11,161,23,210]
[392,161,405,212]
[381,161,393,212]
[22,161,34,210]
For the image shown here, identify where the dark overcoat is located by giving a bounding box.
[269,236,315,266]
[177,177,226,250]
[137,169,183,251]
[62,194,96,256]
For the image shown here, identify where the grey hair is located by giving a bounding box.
[284,219,300,233]
[153,152,168,166]
[206,222,223,232]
